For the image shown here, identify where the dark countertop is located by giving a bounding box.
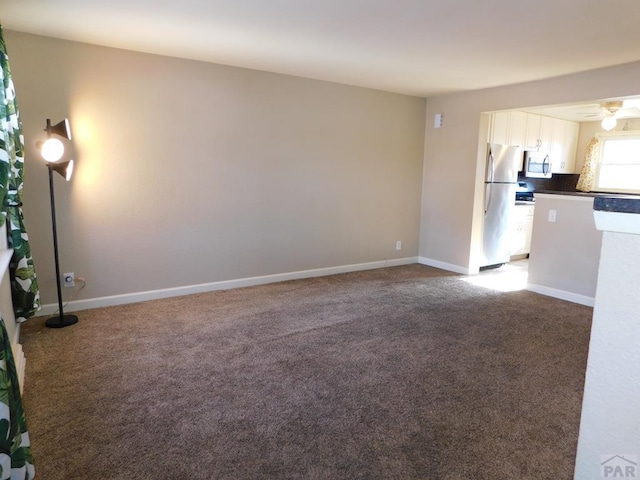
[535,190,618,198]
[534,190,640,214]
[593,196,640,214]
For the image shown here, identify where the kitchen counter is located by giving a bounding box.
[592,195,640,234]
[528,192,640,305]
[527,193,602,305]
[574,194,640,477]
[593,195,640,214]
[536,190,640,200]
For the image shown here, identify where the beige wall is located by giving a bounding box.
[5,31,426,306]
[8,29,640,307]
[420,61,640,273]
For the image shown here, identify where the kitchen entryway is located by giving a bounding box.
[463,258,528,292]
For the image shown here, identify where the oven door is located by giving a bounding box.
[524,151,552,178]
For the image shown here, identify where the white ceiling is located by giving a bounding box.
[3,0,640,98]
[525,99,640,122]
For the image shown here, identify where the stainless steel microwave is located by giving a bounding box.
[524,150,552,178]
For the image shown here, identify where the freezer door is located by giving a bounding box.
[487,143,520,183]
[481,182,517,267]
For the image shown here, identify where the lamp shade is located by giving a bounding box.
[40,138,65,163]
[46,118,72,140]
[51,159,74,181]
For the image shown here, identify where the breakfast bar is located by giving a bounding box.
[527,192,603,305]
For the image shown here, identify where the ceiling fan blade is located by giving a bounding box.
[614,107,640,118]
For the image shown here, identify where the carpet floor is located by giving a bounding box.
[20,264,592,479]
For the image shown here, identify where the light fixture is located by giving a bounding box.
[601,115,617,131]
[39,118,78,329]
[51,159,74,182]
[40,138,65,163]
[46,118,72,140]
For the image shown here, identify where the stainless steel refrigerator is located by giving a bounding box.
[480,143,520,268]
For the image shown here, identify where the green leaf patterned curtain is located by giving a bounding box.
[0,30,40,322]
[0,322,33,480]
[0,25,36,480]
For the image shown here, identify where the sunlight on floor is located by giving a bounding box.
[462,260,529,292]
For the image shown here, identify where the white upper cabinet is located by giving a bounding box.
[488,111,580,173]
[488,111,528,170]
[539,116,554,152]
[524,114,553,152]
[508,111,528,150]
[550,118,579,173]
[488,111,510,145]
[524,114,541,150]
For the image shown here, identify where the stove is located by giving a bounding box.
[515,181,535,204]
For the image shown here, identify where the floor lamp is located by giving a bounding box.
[38,118,78,328]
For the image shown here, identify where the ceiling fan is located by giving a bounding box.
[579,100,640,130]
[580,101,623,118]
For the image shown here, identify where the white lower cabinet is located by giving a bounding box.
[510,204,535,256]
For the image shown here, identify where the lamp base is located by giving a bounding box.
[45,314,78,329]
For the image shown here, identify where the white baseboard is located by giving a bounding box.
[418,256,469,275]
[38,257,420,315]
[526,283,595,307]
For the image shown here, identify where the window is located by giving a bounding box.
[594,131,640,194]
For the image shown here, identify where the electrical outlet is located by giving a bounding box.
[63,272,75,287]
[548,209,557,223]
[396,240,402,251]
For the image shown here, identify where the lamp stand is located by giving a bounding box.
[45,164,78,329]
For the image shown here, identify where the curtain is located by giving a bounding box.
[576,137,600,192]
[0,26,36,480]
[0,322,33,480]
[0,30,40,322]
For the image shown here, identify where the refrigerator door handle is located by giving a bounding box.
[487,151,495,183]
[484,183,492,215]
